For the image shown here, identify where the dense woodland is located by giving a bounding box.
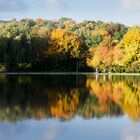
[0,18,140,72]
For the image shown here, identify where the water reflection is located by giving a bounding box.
[0,75,139,122]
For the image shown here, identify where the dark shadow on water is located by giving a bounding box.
[0,74,139,122]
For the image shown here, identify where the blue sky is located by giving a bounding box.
[0,0,140,25]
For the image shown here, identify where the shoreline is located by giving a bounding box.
[0,72,140,76]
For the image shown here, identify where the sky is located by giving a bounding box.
[0,0,140,25]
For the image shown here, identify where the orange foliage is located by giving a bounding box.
[36,18,44,24]
[86,77,140,121]
[50,89,79,119]
[87,37,115,68]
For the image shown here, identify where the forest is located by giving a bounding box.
[0,18,139,72]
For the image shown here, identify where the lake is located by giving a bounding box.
[0,74,140,140]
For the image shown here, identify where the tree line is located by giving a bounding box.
[0,18,139,72]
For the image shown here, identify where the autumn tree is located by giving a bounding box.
[0,18,138,72]
[114,27,140,72]
[47,28,86,71]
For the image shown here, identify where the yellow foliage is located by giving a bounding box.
[49,28,82,57]
[92,29,109,37]
[115,27,140,66]
[63,20,76,30]
[86,77,140,121]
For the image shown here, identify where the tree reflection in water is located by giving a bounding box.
[0,75,139,122]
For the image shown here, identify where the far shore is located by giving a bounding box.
[0,72,140,76]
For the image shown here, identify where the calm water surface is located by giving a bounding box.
[0,74,140,140]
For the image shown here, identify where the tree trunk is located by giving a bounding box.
[76,59,79,72]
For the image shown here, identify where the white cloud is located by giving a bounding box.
[121,0,140,10]
[44,0,68,11]
[44,125,60,140]
[48,0,61,7]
